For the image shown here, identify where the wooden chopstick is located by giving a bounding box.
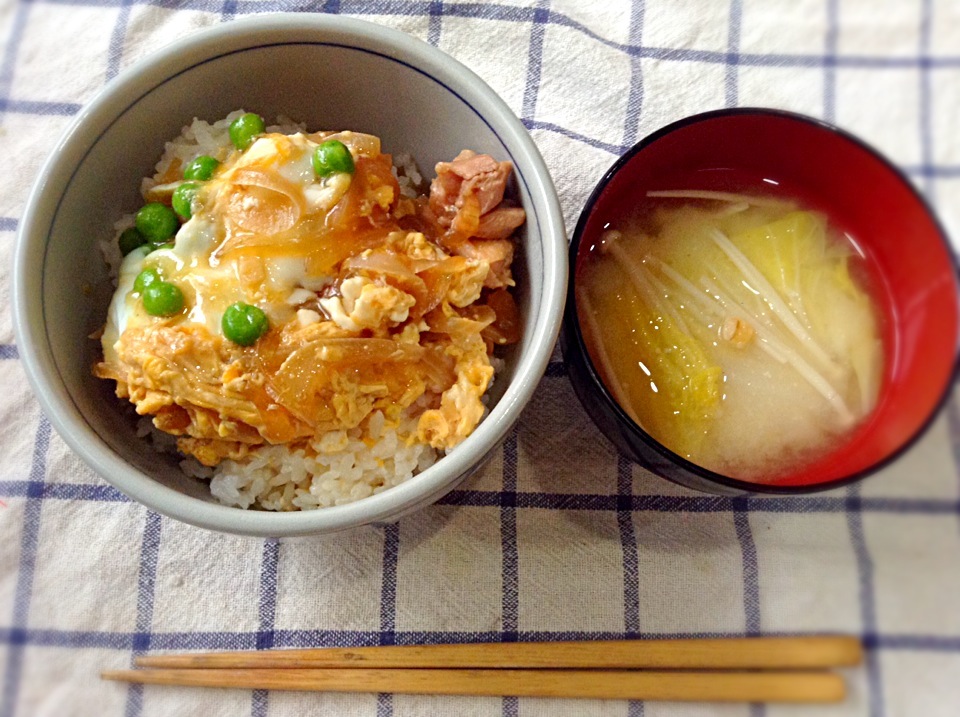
[133,636,862,671]
[108,638,860,703]
[102,667,846,703]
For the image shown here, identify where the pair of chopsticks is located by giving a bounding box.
[102,636,862,703]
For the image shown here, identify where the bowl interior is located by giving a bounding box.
[574,110,959,488]
[18,20,562,533]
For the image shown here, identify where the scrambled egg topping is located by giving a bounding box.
[95,127,523,467]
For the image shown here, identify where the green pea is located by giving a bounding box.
[142,281,184,317]
[118,227,146,256]
[135,202,179,244]
[133,268,161,294]
[229,113,266,151]
[183,155,220,181]
[312,140,355,178]
[222,302,269,346]
[172,182,200,220]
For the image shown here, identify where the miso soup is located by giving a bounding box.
[576,182,884,481]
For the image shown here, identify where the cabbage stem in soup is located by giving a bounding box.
[577,191,883,481]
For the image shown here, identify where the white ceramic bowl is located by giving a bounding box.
[13,14,566,536]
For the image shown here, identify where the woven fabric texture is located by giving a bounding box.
[1,2,959,715]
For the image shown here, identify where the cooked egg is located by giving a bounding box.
[103,133,345,351]
[96,123,523,476]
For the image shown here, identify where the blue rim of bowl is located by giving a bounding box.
[566,106,960,495]
[13,14,567,535]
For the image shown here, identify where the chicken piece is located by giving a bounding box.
[430,151,505,217]
[475,206,526,240]
[429,150,525,239]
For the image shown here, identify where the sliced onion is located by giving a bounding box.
[481,288,522,346]
[297,338,425,366]
[266,337,426,425]
[341,250,430,315]
[342,249,415,277]
[426,305,495,339]
[419,345,457,391]
[219,168,306,235]
[417,257,468,316]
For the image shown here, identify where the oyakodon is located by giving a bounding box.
[94,111,524,510]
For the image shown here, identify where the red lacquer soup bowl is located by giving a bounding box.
[561,108,960,495]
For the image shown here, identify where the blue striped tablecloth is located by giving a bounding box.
[1,2,959,716]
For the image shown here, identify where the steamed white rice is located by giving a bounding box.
[205,410,438,511]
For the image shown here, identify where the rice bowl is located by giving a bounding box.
[12,15,567,536]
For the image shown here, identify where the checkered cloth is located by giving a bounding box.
[2,1,959,715]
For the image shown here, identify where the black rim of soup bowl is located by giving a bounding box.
[561,107,960,496]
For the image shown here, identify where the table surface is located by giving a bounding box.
[2,2,959,716]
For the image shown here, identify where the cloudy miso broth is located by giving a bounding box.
[576,174,885,481]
